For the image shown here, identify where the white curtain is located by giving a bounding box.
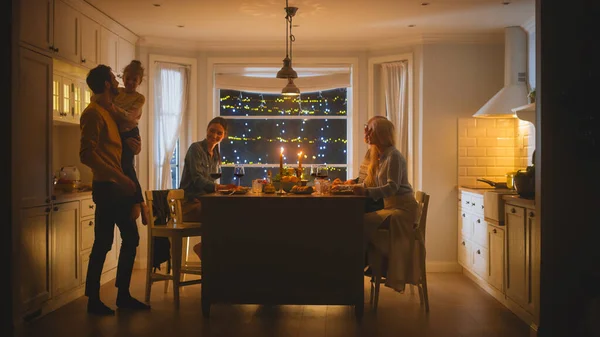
[381,61,412,184]
[154,62,190,189]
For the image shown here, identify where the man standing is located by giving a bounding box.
[80,65,150,315]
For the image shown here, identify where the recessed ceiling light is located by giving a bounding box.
[421,2,430,5]
[502,1,510,4]
[177,25,185,28]
[153,3,160,7]
[408,24,416,28]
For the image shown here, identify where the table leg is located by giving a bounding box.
[202,297,211,318]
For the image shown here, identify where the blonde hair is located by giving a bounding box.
[364,118,396,187]
[122,60,145,84]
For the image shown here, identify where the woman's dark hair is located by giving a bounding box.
[207,117,228,133]
[86,65,112,94]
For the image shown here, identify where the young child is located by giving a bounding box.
[111,60,149,225]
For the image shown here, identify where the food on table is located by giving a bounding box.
[263,184,276,193]
[330,184,354,194]
[290,185,314,194]
[332,178,343,186]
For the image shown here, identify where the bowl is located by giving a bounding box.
[272,181,297,192]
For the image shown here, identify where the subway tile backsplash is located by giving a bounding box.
[458,118,535,188]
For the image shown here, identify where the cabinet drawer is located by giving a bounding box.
[469,194,484,216]
[81,218,94,251]
[472,243,488,280]
[472,215,488,248]
[458,237,471,269]
[81,198,96,218]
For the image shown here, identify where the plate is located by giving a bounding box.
[289,186,314,194]
[330,190,355,195]
[218,189,249,195]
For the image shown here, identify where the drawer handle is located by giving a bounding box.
[45,207,51,213]
[472,203,476,207]
[477,249,481,254]
[462,241,466,246]
[462,213,465,218]
[53,207,58,212]
[88,221,93,226]
[529,211,535,217]
[481,205,484,209]
[511,208,516,213]
[477,219,481,223]
[466,201,470,205]
[493,229,497,234]
[89,204,95,209]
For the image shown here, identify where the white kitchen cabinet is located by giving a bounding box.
[52,73,77,123]
[53,0,80,64]
[505,204,531,310]
[471,243,488,280]
[488,225,505,292]
[79,14,100,68]
[19,0,54,54]
[100,27,119,71]
[14,47,53,208]
[15,206,51,316]
[51,201,80,296]
[117,36,135,79]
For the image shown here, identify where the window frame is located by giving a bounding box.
[207,57,360,179]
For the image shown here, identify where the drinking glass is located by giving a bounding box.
[233,164,245,186]
[316,164,328,180]
[210,163,222,181]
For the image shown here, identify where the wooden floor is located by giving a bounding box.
[17,270,529,337]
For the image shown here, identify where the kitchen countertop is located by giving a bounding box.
[54,189,93,203]
[503,194,535,208]
[458,186,517,195]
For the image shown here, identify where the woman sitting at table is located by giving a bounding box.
[179,117,236,259]
[352,117,419,292]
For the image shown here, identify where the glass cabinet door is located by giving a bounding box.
[52,75,62,120]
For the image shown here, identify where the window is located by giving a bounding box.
[218,88,348,185]
[170,139,180,188]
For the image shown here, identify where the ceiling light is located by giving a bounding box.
[421,2,430,5]
[177,25,184,28]
[282,78,300,97]
[276,0,298,80]
[153,4,160,7]
[502,1,511,4]
[408,24,416,27]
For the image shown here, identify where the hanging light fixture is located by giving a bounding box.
[276,0,298,79]
[276,0,300,97]
[282,77,300,96]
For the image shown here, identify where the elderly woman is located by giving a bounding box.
[179,117,236,259]
[353,117,419,292]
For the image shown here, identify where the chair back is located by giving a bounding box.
[145,189,186,226]
[414,191,430,243]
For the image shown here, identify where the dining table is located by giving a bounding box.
[197,191,367,319]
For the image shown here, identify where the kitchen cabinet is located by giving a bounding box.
[15,206,51,316]
[100,27,119,72]
[51,201,80,296]
[79,14,100,68]
[117,36,135,81]
[505,201,539,322]
[488,225,505,292]
[14,47,53,208]
[53,0,80,64]
[19,0,54,54]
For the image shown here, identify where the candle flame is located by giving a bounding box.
[298,151,302,157]
[280,147,284,154]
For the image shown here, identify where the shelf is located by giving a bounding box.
[512,103,536,126]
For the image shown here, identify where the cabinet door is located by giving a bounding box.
[100,27,118,71]
[14,48,53,208]
[459,210,473,240]
[117,37,135,80]
[506,204,530,309]
[528,208,540,322]
[458,236,471,269]
[53,0,80,64]
[19,0,54,53]
[15,206,51,315]
[80,14,100,68]
[51,201,80,296]
[52,74,62,119]
[488,225,505,292]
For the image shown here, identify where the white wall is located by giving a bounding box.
[420,43,504,270]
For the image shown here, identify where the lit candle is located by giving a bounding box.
[280,147,284,178]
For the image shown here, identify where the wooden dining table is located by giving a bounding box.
[197,191,367,318]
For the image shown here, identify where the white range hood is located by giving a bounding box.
[473,26,529,119]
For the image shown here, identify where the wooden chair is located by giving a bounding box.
[144,189,203,308]
[368,191,431,312]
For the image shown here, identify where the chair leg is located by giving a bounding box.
[373,275,382,312]
[164,258,170,294]
[369,249,383,312]
[145,233,154,302]
[421,272,430,313]
[418,283,424,305]
[171,235,183,308]
[369,277,375,306]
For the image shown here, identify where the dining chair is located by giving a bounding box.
[368,190,431,312]
[144,189,203,308]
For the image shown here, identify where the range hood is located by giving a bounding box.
[473,26,528,119]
